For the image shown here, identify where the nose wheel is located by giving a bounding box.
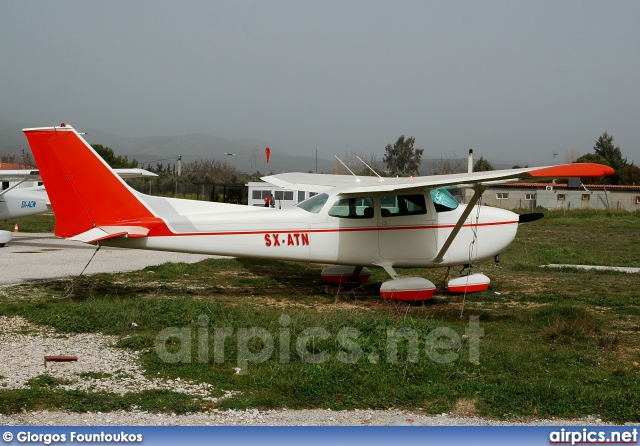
[447,265,490,293]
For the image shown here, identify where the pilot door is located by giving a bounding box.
[377,192,437,264]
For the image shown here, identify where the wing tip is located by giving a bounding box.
[528,163,614,178]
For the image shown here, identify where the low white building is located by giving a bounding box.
[483,182,640,212]
[247,181,317,208]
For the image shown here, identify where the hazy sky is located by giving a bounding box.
[1,0,639,166]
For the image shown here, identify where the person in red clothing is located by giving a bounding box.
[264,194,271,207]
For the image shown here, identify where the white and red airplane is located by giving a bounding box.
[22,124,613,301]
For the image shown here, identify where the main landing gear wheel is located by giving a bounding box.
[380,277,436,301]
[321,265,371,285]
[376,263,436,302]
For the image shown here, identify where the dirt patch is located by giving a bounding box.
[451,398,478,417]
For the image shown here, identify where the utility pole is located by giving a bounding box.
[175,155,182,198]
[250,147,259,172]
[315,148,318,173]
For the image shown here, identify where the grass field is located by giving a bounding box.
[0,210,638,422]
[0,214,55,232]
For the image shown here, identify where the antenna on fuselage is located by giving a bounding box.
[334,156,361,182]
[355,155,384,182]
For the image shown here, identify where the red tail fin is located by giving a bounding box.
[23,125,155,238]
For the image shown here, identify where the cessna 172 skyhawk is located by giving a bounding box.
[22,124,613,301]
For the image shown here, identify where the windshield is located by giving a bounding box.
[295,193,329,213]
[430,188,459,212]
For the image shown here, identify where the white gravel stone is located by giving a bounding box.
[0,409,625,426]
[0,316,232,402]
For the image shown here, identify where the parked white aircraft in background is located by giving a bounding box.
[22,124,613,301]
[0,167,157,246]
[0,168,157,220]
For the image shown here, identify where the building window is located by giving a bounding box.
[297,191,306,202]
[252,190,270,200]
[582,194,590,201]
[525,193,536,200]
[496,193,509,200]
[636,196,640,205]
[557,194,565,201]
[274,191,293,200]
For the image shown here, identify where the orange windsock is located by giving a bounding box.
[265,147,271,164]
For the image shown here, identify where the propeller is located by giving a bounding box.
[518,212,544,224]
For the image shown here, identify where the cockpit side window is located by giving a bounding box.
[296,193,329,213]
[328,196,374,218]
[380,194,427,217]
[430,188,459,212]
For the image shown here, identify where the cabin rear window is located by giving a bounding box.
[328,197,374,219]
[380,194,427,217]
[295,193,329,213]
[430,189,459,212]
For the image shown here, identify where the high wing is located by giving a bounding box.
[262,163,614,195]
[0,170,42,182]
[0,168,158,183]
[0,168,158,198]
[109,168,160,179]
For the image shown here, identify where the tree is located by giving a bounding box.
[332,150,385,176]
[593,132,627,172]
[575,132,631,184]
[575,153,609,166]
[0,151,35,168]
[473,156,494,172]
[427,155,466,175]
[618,165,640,186]
[92,144,138,168]
[183,158,239,183]
[383,135,424,176]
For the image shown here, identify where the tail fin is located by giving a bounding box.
[23,124,155,238]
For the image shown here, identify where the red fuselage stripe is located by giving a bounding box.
[153,220,520,237]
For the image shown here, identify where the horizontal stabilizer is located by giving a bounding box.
[69,226,150,243]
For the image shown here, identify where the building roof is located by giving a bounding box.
[0,163,35,170]
[495,182,640,191]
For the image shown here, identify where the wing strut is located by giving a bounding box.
[433,186,487,264]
